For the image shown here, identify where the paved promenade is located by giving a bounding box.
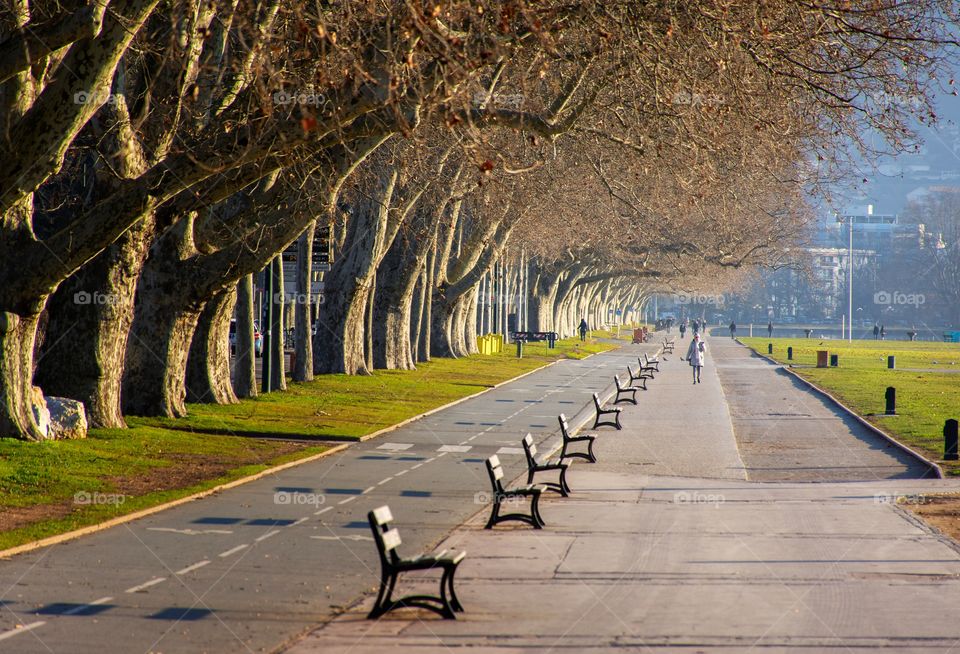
[289,334,960,653]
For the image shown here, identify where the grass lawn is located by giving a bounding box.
[0,335,613,551]
[740,337,960,476]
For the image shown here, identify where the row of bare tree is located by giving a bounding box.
[2,0,956,440]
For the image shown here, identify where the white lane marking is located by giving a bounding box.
[376,477,393,485]
[255,531,280,543]
[394,469,409,477]
[175,560,211,575]
[438,445,472,453]
[315,506,333,516]
[423,457,437,463]
[291,517,309,526]
[310,535,374,542]
[497,447,523,455]
[63,596,113,615]
[410,464,424,470]
[435,451,449,457]
[125,577,167,593]
[376,443,414,451]
[338,496,357,505]
[218,544,249,558]
[0,621,45,641]
[361,486,376,494]
[467,435,479,441]
[146,527,233,536]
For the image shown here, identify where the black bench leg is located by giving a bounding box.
[531,494,545,528]
[368,570,398,619]
[484,499,500,530]
[559,468,571,495]
[445,566,464,613]
[615,412,622,430]
[438,569,457,619]
[587,438,597,463]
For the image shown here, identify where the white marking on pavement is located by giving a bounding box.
[314,506,333,516]
[376,477,393,485]
[176,560,211,575]
[409,464,424,470]
[255,531,280,543]
[337,496,357,505]
[496,447,523,455]
[310,535,374,542]
[291,517,309,526]
[0,621,45,641]
[394,469,408,477]
[146,527,233,536]
[438,445,471,453]
[376,443,414,451]
[125,577,167,593]
[361,486,376,494]
[218,544,249,558]
[435,451,448,457]
[63,596,113,615]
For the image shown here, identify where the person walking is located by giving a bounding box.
[729,321,737,339]
[692,319,699,334]
[873,323,880,340]
[578,318,588,342]
[679,321,687,339]
[685,332,706,384]
[880,324,886,340]
[767,321,773,338]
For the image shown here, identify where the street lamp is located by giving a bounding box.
[836,212,854,342]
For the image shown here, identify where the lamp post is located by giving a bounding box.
[836,212,854,342]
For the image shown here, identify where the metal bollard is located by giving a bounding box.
[516,340,523,358]
[885,386,896,415]
[830,354,839,367]
[888,355,895,369]
[768,343,773,354]
[787,346,793,360]
[945,419,959,461]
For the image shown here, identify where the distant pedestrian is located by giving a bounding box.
[767,321,773,338]
[729,321,737,339]
[692,319,699,334]
[873,323,880,340]
[679,321,687,339]
[880,324,886,340]
[685,332,706,384]
[578,318,588,341]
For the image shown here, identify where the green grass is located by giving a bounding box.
[0,335,613,550]
[741,337,960,475]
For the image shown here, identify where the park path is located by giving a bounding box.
[0,342,658,654]
[288,335,960,654]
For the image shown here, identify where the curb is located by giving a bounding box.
[736,339,944,480]
[0,443,351,560]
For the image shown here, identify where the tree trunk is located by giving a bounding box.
[186,289,238,404]
[268,255,286,391]
[373,226,430,370]
[35,214,155,428]
[409,266,425,363]
[293,223,314,382]
[233,274,257,398]
[0,309,46,440]
[418,251,433,363]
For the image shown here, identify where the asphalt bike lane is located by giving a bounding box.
[0,341,659,654]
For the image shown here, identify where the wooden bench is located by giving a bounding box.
[367,505,466,619]
[484,455,546,529]
[614,374,641,404]
[592,392,622,430]
[662,338,675,354]
[638,354,658,375]
[511,331,558,347]
[522,433,570,496]
[558,413,597,463]
[626,365,650,388]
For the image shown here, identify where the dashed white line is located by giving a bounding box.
[497,447,523,455]
[175,560,210,575]
[435,451,449,457]
[361,486,376,494]
[338,496,357,505]
[218,544,249,558]
[394,469,409,477]
[410,463,424,470]
[291,517,309,526]
[125,577,167,593]
[255,531,280,543]
[376,477,393,485]
[438,445,471,453]
[63,596,113,615]
[376,443,414,451]
[423,457,437,463]
[0,621,45,641]
[315,506,333,516]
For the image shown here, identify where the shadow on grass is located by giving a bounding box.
[157,424,360,443]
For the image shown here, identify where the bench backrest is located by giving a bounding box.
[558,413,570,440]
[614,375,623,390]
[592,392,601,408]
[369,505,402,564]
[627,365,637,379]
[485,455,505,493]
[522,433,537,467]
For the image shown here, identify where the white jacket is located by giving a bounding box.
[686,338,706,366]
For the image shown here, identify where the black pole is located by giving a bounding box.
[884,386,896,416]
[887,355,895,369]
[787,346,793,360]
[945,419,958,461]
[767,343,773,354]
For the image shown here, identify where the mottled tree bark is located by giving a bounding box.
[186,289,238,404]
[233,274,257,398]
